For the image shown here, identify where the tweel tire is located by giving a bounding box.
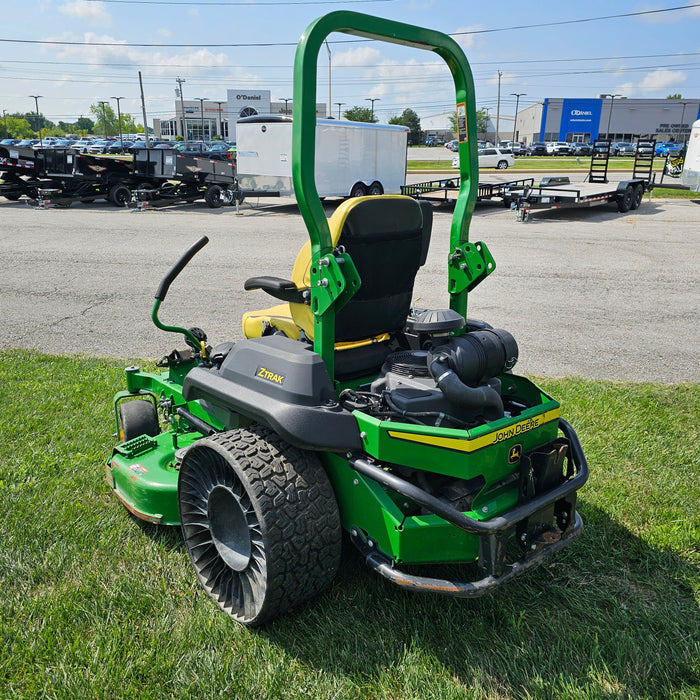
[178,425,342,626]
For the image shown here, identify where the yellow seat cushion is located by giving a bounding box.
[241,303,301,340]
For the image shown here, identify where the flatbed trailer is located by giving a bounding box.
[401,175,536,204]
[502,175,653,221]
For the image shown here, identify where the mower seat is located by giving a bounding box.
[242,195,433,376]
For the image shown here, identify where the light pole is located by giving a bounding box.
[279,97,292,115]
[98,101,109,138]
[510,92,526,142]
[195,98,207,141]
[335,102,345,120]
[214,100,226,138]
[365,97,380,122]
[600,94,621,140]
[325,39,331,118]
[111,96,124,150]
[29,95,43,146]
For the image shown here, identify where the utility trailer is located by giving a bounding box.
[236,115,408,198]
[0,145,53,201]
[401,175,536,205]
[503,139,655,221]
[128,149,274,209]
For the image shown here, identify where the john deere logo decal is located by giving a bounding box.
[256,366,285,385]
[508,444,522,464]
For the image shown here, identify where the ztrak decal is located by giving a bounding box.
[387,408,560,454]
[255,366,285,385]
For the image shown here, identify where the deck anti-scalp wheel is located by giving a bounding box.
[178,425,341,626]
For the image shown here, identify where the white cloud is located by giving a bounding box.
[333,47,382,67]
[635,2,700,23]
[638,68,686,91]
[59,1,111,24]
[452,25,484,52]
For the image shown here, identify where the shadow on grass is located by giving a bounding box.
[261,501,699,698]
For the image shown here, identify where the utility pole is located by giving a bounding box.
[510,92,526,142]
[600,94,621,140]
[176,77,186,139]
[195,98,207,141]
[29,95,43,146]
[279,98,292,115]
[2,109,7,138]
[138,71,150,147]
[495,71,502,146]
[365,97,380,122]
[335,102,345,120]
[98,101,109,137]
[214,100,226,138]
[325,40,331,118]
[111,96,124,149]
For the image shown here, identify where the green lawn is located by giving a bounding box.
[408,157,641,172]
[1,350,698,699]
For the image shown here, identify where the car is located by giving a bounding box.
[546,141,571,156]
[206,142,231,155]
[635,141,655,156]
[610,142,635,156]
[424,135,436,146]
[153,142,174,149]
[70,140,93,153]
[444,139,458,152]
[173,141,228,160]
[655,142,682,157]
[0,138,20,146]
[88,141,111,154]
[527,142,548,156]
[14,139,40,148]
[452,146,515,170]
[106,141,134,154]
[571,142,592,156]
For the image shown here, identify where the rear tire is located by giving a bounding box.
[617,185,634,213]
[496,160,509,169]
[368,181,383,196]
[109,183,131,207]
[119,399,160,442]
[630,184,643,210]
[350,182,367,198]
[205,184,223,208]
[178,425,342,626]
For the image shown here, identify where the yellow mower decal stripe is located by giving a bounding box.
[387,408,560,453]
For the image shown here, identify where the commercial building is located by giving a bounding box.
[515,97,700,145]
[155,90,326,142]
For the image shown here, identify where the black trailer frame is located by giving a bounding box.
[401,175,536,204]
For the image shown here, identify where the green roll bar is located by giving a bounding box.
[292,12,494,377]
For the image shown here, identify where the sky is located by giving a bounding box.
[1,0,699,129]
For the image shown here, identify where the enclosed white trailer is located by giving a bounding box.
[680,119,700,192]
[236,115,408,197]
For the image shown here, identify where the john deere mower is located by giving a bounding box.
[106,12,588,626]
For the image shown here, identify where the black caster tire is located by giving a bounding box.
[178,425,342,626]
[119,399,160,442]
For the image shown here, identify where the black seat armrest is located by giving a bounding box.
[244,276,307,304]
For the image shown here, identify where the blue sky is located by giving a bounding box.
[1,0,698,128]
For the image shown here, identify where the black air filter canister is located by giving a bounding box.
[427,329,518,387]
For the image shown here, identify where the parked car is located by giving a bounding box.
[452,147,515,170]
[87,141,111,154]
[571,142,592,156]
[444,139,458,152]
[655,142,682,157]
[14,139,40,148]
[70,140,93,153]
[207,142,231,156]
[635,141,655,156]
[0,138,20,146]
[527,142,548,156]
[546,141,571,155]
[106,140,134,154]
[153,142,174,149]
[173,141,228,160]
[610,142,635,156]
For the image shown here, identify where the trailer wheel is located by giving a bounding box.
[119,399,160,442]
[496,160,509,170]
[630,184,644,210]
[617,185,634,212]
[178,425,342,627]
[368,181,384,196]
[205,184,224,208]
[350,182,367,198]
[109,184,131,207]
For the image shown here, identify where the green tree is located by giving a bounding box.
[75,116,95,134]
[666,93,682,99]
[388,107,421,143]
[343,106,377,123]
[450,108,489,138]
[3,116,34,139]
[12,111,54,132]
[89,103,118,136]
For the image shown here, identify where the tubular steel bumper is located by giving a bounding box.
[348,418,588,596]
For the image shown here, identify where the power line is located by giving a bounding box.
[1,4,697,48]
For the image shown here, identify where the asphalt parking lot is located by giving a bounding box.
[0,194,698,383]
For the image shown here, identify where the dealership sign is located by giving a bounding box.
[559,99,603,139]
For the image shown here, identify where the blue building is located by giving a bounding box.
[515,97,700,145]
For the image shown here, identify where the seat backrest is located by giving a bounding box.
[289,195,432,342]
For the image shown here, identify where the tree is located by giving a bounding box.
[343,106,377,123]
[667,93,682,99]
[388,107,421,143]
[2,116,34,139]
[89,103,119,136]
[75,116,95,134]
[448,107,489,139]
[11,111,54,132]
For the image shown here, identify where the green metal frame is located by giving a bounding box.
[292,11,493,379]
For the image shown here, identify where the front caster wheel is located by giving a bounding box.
[178,425,341,626]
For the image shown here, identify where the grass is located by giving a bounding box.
[1,350,698,699]
[407,157,641,172]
